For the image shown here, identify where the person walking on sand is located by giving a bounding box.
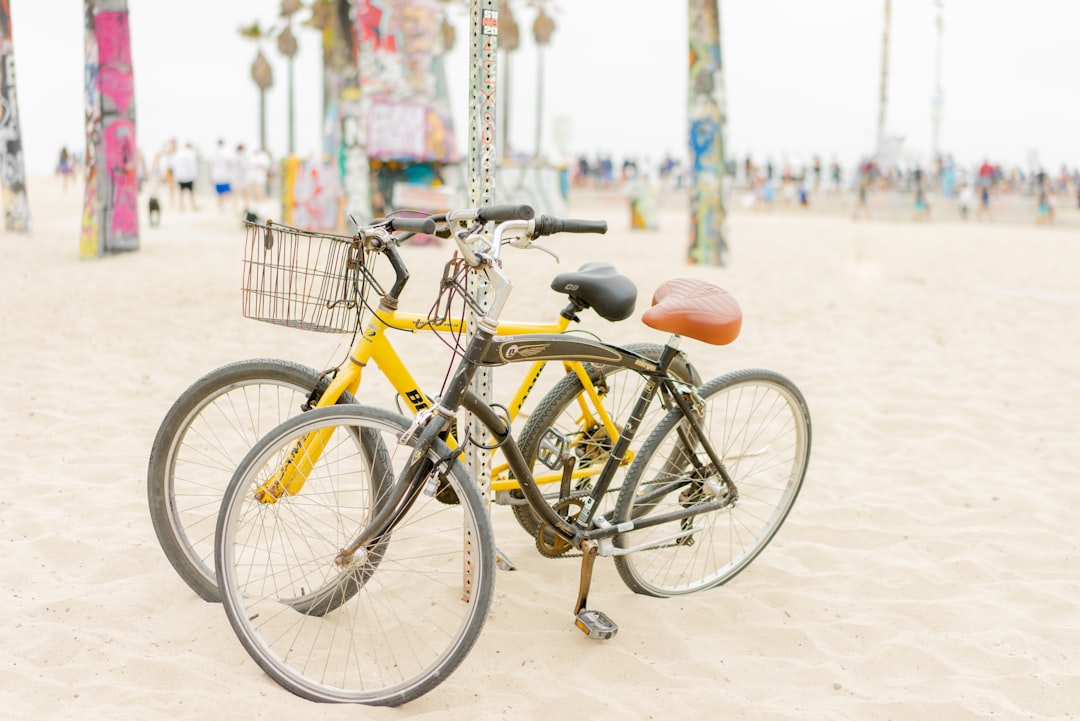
[912,168,930,222]
[853,176,871,220]
[173,142,199,212]
[209,139,236,212]
[1035,174,1055,226]
[976,181,993,222]
[160,138,178,207]
[958,183,974,220]
[56,146,74,190]
[242,146,272,207]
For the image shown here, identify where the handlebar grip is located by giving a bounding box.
[427,213,453,239]
[532,216,608,237]
[388,216,437,235]
[476,204,535,223]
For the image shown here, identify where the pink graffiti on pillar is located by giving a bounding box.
[104,119,137,234]
[95,11,133,114]
[291,159,340,231]
[82,1,138,257]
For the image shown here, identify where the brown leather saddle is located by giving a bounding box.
[641,278,742,345]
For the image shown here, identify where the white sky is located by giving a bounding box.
[10,0,1080,176]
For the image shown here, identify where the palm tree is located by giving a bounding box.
[239,22,274,152]
[498,1,520,162]
[277,0,304,156]
[530,3,555,159]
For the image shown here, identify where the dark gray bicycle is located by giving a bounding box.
[213,208,812,705]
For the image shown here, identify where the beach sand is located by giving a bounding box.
[2,177,1077,720]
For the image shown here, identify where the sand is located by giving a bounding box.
[1,176,1077,720]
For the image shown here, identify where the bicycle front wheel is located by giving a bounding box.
[147,359,351,602]
[613,369,811,597]
[215,405,495,706]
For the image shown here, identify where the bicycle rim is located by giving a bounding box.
[614,370,810,596]
[149,361,331,601]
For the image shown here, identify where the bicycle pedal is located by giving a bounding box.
[574,609,618,640]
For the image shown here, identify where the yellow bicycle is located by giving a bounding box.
[147,206,698,602]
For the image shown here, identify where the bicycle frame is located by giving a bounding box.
[336,326,733,561]
[254,256,629,502]
[336,212,738,558]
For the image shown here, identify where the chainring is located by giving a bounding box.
[535,498,584,558]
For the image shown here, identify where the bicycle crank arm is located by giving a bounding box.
[572,540,619,640]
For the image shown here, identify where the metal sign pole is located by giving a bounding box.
[460,0,499,598]
[465,0,497,499]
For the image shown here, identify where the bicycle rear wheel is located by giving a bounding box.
[613,369,810,597]
[147,359,351,602]
[514,342,699,538]
[215,405,495,706]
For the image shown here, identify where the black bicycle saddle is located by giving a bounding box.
[550,261,637,322]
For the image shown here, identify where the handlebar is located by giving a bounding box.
[359,205,606,269]
[367,215,438,235]
[344,205,608,323]
[378,215,438,235]
[476,204,535,223]
[531,215,607,238]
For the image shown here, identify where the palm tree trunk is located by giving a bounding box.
[260,87,268,152]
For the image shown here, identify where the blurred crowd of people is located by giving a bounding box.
[572,153,684,189]
[146,138,274,216]
[565,149,1080,226]
[846,155,1075,225]
[57,140,1078,229]
[55,138,275,227]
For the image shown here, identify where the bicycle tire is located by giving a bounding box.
[215,404,495,706]
[613,369,811,596]
[513,342,698,538]
[147,358,355,602]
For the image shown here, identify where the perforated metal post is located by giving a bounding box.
[460,0,499,594]
[464,0,498,503]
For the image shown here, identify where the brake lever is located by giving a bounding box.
[506,230,559,263]
[530,242,559,262]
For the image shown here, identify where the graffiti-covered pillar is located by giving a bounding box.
[0,2,30,233]
[81,0,138,258]
[313,0,371,229]
[340,0,371,225]
[687,0,728,266]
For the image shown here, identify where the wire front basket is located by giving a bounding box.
[241,220,366,333]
